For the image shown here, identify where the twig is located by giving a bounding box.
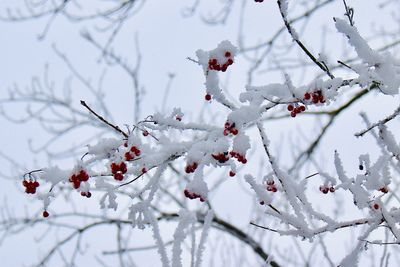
[277,0,334,79]
[355,105,400,137]
[80,100,128,138]
[342,0,354,26]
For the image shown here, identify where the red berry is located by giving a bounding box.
[143,130,149,136]
[86,192,92,198]
[229,171,236,177]
[111,163,118,174]
[125,152,134,161]
[43,211,49,218]
[73,181,81,189]
[304,92,311,100]
[290,111,297,117]
[329,187,335,193]
[205,94,211,101]
[176,116,182,121]
[185,166,191,173]
[119,162,127,174]
[373,203,380,210]
[299,105,306,112]
[259,201,265,205]
[380,187,388,193]
[231,128,238,135]
[287,104,294,111]
[227,58,234,65]
[142,167,147,174]
[114,173,124,181]
[225,51,231,57]
[184,189,190,197]
[266,180,274,186]
[272,187,277,193]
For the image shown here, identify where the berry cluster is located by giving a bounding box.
[212,152,229,163]
[230,151,247,164]
[208,51,234,72]
[379,186,389,193]
[223,121,238,136]
[319,185,335,194]
[22,179,40,194]
[125,146,141,161]
[265,179,278,192]
[111,162,127,181]
[304,90,325,104]
[185,162,198,173]
[69,169,89,189]
[287,104,306,118]
[184,189,205,202]
[80,191,92,198]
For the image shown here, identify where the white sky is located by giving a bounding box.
[0,0,400,266]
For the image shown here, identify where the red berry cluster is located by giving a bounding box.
[185,162,198,173]
[22,179,40,194]
[69,169,89,189]
[266,179,277,192]
[208,51,234,72]
[212,152,229,163]
[125,146,141,161]
[304,90,325,104]
[111,162,127,181]
[287,104,306,118]
[319,185,335,194]
[184,189,205,202]
[80,191,92,198]
[223,121,238,136]
[230,151,247,164]
[379,186,389,193]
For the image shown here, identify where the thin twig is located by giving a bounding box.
[355,105,400,137]
[80,100,128,138]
